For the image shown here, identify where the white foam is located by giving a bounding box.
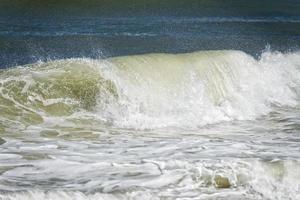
[95,50,300,129]
[1,50,299,130]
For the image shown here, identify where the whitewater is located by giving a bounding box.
[0,50,299,129]
[0,50,299,199]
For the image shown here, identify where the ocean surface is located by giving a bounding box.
[0,1,300,199]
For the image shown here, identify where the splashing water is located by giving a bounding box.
[0,50,300,199]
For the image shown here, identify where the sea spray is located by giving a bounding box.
[0,50,299,130]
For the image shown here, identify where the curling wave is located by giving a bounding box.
[0,50,299,130]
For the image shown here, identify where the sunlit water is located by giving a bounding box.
[0,50,300,199]
[1,1,300,198]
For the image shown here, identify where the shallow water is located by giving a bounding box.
[1,1,300,199]
[0,50,299,199]
[1,109,300,199]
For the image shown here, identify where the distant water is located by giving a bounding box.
[1,16,300,68]
[0,1,300,200]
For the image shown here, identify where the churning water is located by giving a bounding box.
[0,50,300,199]
[1,1,300,199]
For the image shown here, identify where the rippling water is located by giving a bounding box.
[1,1,300,200]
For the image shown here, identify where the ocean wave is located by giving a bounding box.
[0,50,299,130]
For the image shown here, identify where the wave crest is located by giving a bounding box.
[0,50,299,130]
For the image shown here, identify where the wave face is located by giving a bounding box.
[0,50,300,130]
[1,50,300,200]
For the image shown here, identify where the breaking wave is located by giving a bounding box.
[0,50,299,130]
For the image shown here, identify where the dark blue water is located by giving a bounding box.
[1,0,300,68]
